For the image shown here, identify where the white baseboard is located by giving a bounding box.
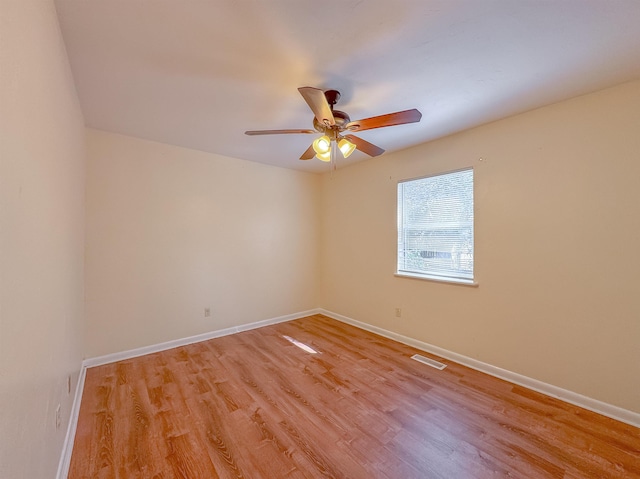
[319,308,640,428]
[82,309,322,368]
[55,308,321,478]
[56,361,88,479]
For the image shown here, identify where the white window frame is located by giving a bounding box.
[396,168,476,286]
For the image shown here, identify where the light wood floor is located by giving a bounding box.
[69,314,640,478]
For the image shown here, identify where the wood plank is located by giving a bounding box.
[69,314,640,478]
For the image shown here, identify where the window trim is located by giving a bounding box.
[396,167,476,286]
[394,271,478,287]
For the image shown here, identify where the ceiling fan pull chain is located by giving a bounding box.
[331,140,338,173]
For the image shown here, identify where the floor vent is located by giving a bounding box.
[411,354,447,370]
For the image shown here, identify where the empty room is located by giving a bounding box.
[1,1,639,478]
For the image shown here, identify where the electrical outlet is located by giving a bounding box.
[204,308,211,317]
[395,308,402,318]
[55,404,62,430]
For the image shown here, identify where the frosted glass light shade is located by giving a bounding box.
[312,135,331,155]
[316,151,331,162]
[338,138,356,158]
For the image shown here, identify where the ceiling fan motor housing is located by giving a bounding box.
[313,110,351,135]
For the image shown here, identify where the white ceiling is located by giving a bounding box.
[55,0,640,173]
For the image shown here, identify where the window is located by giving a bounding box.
[397,168,474,284]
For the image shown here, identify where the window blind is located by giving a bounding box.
[397,168,474,281]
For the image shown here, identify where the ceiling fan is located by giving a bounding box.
[245,87,422,163]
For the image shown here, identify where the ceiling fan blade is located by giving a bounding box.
[298,87,335,127]
[344,134,385,157]
[346,108,422,132]
[299,143,316,160]
[245,129,315,135]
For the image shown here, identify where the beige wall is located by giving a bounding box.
[85,129,320,357]
[0,1,86,477]
[320,81,640,413]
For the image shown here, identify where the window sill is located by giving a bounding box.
[395,272,478,287]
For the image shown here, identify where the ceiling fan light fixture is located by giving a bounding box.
[245,87,422,165]
[312,135,331,155]
[338,138,356,158]
[316,151,331,162]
